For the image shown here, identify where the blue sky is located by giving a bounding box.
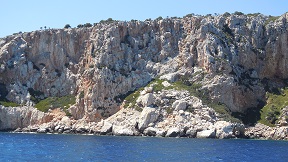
[0,0,287,38]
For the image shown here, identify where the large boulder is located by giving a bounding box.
[196,129,216,138]
[214,121,234,139]
[159,72,180,82]
[136,93,155,107]
[165,127,180,137]
[143,127,158,136]
[100,121,112,135]
[112,125,135,136]
[137,107,159,131]
[172,100,187,111]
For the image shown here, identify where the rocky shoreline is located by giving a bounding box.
[8,118,288,140]
[7,117,288,140]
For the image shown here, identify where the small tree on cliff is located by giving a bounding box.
[77,24,84,28]
[234,11,244,16]
[84,23,92,27]
[64,24,71,29]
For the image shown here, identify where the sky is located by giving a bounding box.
[0,0,287,38]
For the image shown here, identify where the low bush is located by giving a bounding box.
[35,95,76,115]
[0,101,19,107]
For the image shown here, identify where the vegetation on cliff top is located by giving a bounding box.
[64,11,282,29]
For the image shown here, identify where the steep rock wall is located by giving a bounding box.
[0,13,288,128]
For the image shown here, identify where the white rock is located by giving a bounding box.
[159,72,180,82]
[162,81,171,87]
[186,127,197,137]
[0,106,47,130]
[214,121,234,139]
[166,127,180,137]
[61,116,71,126]
[37,128,47,133]
[144,87,153,93]
[196,129,216,138]
[100,121,112,134]
[112,125,134,136]
[136,93,155,107]
[138,107,159,130]
[172,100,187,111]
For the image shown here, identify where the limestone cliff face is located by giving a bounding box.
[0,12,288,130]
[0,105,50,130]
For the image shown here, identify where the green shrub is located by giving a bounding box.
[64,24,71,29]
[155,16,163,21]
[234,11,244,16]
[122,87,144,108]
[146,78,167,92]
[258,88,288,126]
[184,13,194,18]
[223,12,231,17]
[84,23,92,27]
[166,107,173,114]
[247,13,261,17]
[77,24,84,28]
[35,95,76,115]
[99,18,115,24]
[0,101,19,107]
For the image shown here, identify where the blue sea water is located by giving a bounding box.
[0,132,287,162]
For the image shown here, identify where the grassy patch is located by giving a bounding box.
[146,78,167,92]
[0,101,19,107]
[258,88,288,126]
[122,87,144,108]
[35,95,76,115]
[247,13,261,17]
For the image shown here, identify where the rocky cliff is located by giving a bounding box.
[0,12,288,139]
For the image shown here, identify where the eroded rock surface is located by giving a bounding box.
[1,12,288,139]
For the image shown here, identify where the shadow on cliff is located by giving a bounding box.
[232,100,266,126]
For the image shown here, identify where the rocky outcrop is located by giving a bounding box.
[138,107,159,131]
[0,105,50,130]
[1,12,288,140]
[245,123,288,140]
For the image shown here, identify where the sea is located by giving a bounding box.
[0,132,287,162]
